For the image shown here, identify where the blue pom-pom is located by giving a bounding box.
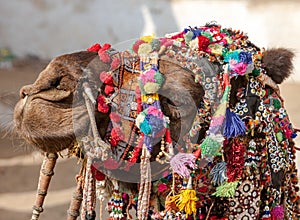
[223,108,246,138]
[140,120,152,135]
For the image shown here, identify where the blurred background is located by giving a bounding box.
[0,0,300,219]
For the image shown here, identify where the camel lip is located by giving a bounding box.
[28,88,73,103]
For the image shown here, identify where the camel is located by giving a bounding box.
[14,23,300,219]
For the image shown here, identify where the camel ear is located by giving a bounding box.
[262,48,295,84]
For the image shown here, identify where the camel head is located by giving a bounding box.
[13,51,109,153]
[13,49,207,153]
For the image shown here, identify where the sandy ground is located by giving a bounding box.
[0,58,300,220]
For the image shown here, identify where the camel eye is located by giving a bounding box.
[51,77,61,88]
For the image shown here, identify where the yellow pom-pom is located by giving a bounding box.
[140,33,155,43]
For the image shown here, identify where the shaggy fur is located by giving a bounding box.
[263,48,295,84]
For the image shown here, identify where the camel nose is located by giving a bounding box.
[19,85,34,98]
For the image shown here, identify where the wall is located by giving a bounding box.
[1,0,300,81]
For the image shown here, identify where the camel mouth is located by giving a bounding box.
[13,88,78,152]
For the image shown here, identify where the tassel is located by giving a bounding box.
[209,161,227,186]
[212,181,239,197]
[200,135,222,157]
[271,205,284,220]
[223,108,246,138]
[170,177,198,218]
[170,153,196,178]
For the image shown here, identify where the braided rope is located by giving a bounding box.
[31,153,58,220]
[137,146,152,220]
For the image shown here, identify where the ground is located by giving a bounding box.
[0,57,299,220]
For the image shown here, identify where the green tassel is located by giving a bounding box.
[200,136,221,157]
[212,181,239,197]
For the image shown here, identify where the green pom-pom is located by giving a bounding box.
[154,71,164,85]
[212,181,239,197]
[144,82,160,94]
[273,98,281,109]
[200,136,221,157]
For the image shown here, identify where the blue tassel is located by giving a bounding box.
[210,161,227,186]
[223,108,246,138]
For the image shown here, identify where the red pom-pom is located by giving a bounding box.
[91,163,106,181]
[110,58,120,70]
[110,112,121,123]
[99,71,113,85]
[97,95,110,113]
[98,51,111,63]
[103,158,120,170]
[102,43,111,50]
[104,85,115,95]
[110,126,125,146]
[132,39,145,54]
[87,43,101,52]
[198,35,210,52]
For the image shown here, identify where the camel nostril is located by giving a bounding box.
[19,85,32,99]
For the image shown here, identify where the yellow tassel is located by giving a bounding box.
[170,189,198,217]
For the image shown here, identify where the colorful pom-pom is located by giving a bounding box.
[87,43,101,52]
[98,51,111,63]
[111,126,125,147]
[110,112,121,123]
[104,85,115,95]
[97,95,109,113]
[110,57,120,70]
[99,71,113,85]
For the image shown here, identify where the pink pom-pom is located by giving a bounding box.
[98,51,111,63]
[110,58,120,70]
